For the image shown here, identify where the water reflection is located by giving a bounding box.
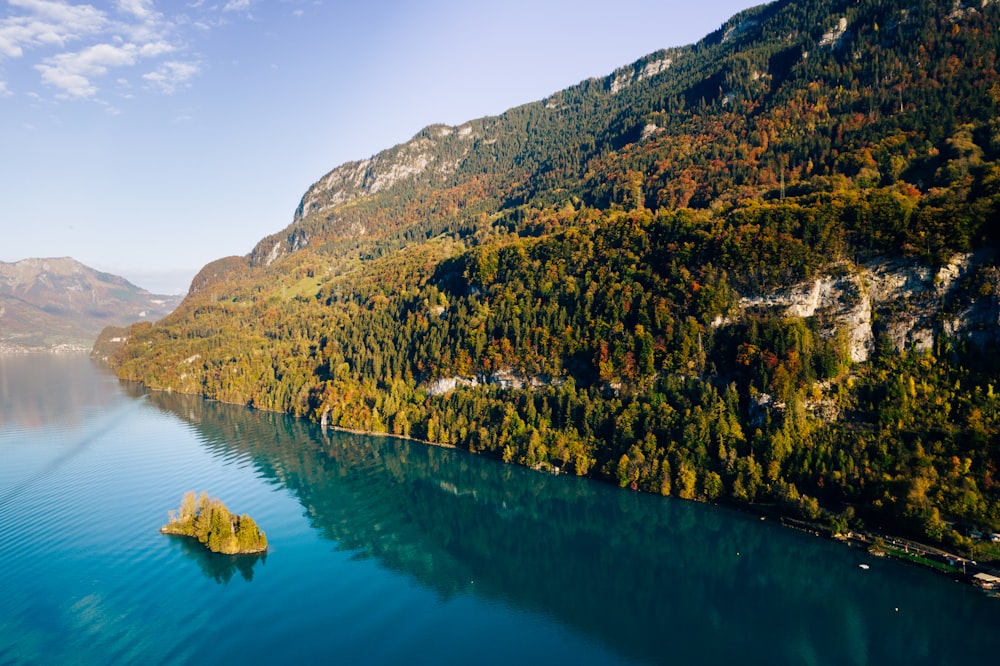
[146,390,1000,665]
[0,356,132,511]
[0,355,119,430]
[164,534,267,584]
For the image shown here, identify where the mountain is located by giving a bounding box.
[104,0,1000,547]
[0,257,182,352]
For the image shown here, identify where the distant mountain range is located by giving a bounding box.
[0,258,182,352]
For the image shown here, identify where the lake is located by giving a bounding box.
[1,354,998,665]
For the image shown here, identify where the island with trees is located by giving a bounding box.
[161,491,268,555]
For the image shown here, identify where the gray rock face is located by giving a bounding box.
[295,124,477,226]
[738,252,999,362]
[425,370,564,396]
[249,124,480,269]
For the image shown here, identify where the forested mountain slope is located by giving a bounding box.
[106,0,1000,546]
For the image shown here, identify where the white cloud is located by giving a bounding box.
[36,42,140,97]
[138,40,173,57]
[0,1,107,57]
[0,79,10,96]
[142,60,199,94]
[116,0,154,20]
[9,0,104,26]
[35,65,92,96]
[3,0,257,101]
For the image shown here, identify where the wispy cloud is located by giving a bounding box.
[0,0,250,100]
[36,41,141,97]
[116,0,154,21]
[138,39,173,57]
[9,0,103,28]
[0,0,106,57]
[142,60,199,94]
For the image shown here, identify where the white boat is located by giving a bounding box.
[859,563,870,570]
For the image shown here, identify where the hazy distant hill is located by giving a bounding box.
[0,258,182,351]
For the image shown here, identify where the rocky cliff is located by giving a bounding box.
[738,251,1000,363]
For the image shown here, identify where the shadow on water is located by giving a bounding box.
[164,533,267,584]
[145,389,1000,665]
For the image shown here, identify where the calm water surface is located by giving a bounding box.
[2,355,998,665]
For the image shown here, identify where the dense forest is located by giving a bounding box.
[104,0,1000,548]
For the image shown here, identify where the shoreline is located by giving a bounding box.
[128,378,999,592]
[320,422,459,450]
[1,344,91,355]
[161,527,269,555]
[757,508,998,592]
[279,414,1000,592]
[710,500,998,590]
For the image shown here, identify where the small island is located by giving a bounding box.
[161,491,267,555]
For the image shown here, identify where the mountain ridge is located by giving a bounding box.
[105,0,1000,548]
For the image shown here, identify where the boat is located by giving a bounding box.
[859,563,870,570]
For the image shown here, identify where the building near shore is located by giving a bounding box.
[972,573,1000,590]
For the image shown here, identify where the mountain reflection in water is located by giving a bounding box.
[145,389,1000,665]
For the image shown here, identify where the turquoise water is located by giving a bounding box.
[1,355,998,665]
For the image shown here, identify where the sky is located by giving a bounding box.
[1,0,758,294]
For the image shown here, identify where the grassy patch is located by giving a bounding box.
[281,277,323,300]
[883,545,962,574]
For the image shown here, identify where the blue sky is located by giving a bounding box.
[1,0,757,294]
